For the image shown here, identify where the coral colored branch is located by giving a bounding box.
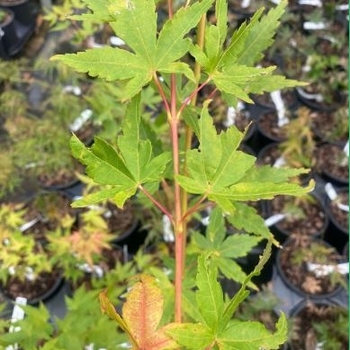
[153,73,171,117]
[138,185,173,223]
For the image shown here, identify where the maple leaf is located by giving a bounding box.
[302,276,322,294]
[100,275,179,350]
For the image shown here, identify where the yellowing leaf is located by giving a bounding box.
[123,275,178,349]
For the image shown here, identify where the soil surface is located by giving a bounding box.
[257,111,288,142]
[315,143,348,184]
[269,195,327,237]
[278,235,344,296]
[2,269,62,303]
[289,301,348,350]
[328,192,349,232]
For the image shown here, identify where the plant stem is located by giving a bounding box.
[138,185,173,222]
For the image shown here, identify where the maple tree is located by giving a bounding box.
[52,0,313,348]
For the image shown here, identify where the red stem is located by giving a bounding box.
[138,185,173,222]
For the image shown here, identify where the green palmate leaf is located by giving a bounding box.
[196,254,224,332]
[247,74,307,94]
[177,104,256,193]
[215,0,228,47]
[109,0,157,62]
[210,179,314,202]
[218,8,264,69]
[219,234,261,259]
[156,0,214,68]
[216,257,253,286]
[204,25,222,72]
[234,0,288,66]
[243,164,310,183]
[206,206,226,244]
[166,323,214,349]
[217,314,287,350]
[70,0,112,21]
[70,135,134,187]
[226,202,272,240]
[211,65,275,103]
[221,240,273,327]
[52,47,149,82]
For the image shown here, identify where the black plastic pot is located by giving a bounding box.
[315,143,349,187]
[1,269,64,305]
[286,299,349,350]
[323,186,349,254]
[0,0,38,26]
[0,0,37,58]
[275,236,346,301]
[0,7,16,59]
[265,192,329,245]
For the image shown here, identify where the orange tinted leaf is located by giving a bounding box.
[122,275,165,349]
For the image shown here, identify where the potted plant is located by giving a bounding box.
[276,234,347,299]
[286,299,348,350]
[52,0,313,348]
[47,207,123,289]
[0,7,16,59]
[0,203,63,305]
[310,105,348,146]
[323,184,349,253]
[0,287,127,349]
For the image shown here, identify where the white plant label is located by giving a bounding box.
[324,182,338,201]
[241,0,251,8]
[336,4,349,10]
[325,183,349,212]
[303,21,327,30]
[298,0,322,7]
[63,85,82,96]
[264,213,286,227]
[110,36,125,46]
[273,156,287,168]
[162,215,174,242]
[19,217,40,232]
[296,87,323,102]
[271,90,289,127]
[307,262,349,277]
[343,140,349,157]
[223,101,245,128]
[70,109,93,132]
[6,297,27,350]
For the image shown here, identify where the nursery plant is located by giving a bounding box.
[52,0,314,348]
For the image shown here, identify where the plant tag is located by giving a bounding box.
[19,217,40,232]
[264,213,286,227]
[5,297,27,350]
[336,4,349,10]
[271,91,289,127]
[324,182,337,201]
[241,0,251,8]
[162,215,174,242]
[224,106,236,127]
[273,156,287,168]
[63,85,82,96]
[307,262,349,277]
[69,109,93,132]
[78,263,104,278]
[223,101,245,127]
[303,21,327,30]
[343,140,349,157]
[296,87,323,102]
[110,36,125,46]
[324,183,348,212]
[25,267,35,281]
[298,0,322,7]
